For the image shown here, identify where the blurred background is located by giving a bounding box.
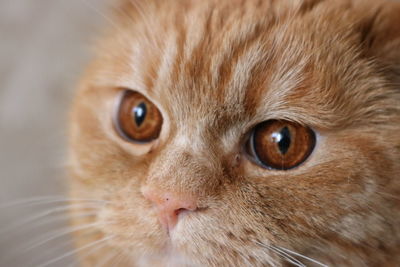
[0,0,108,266]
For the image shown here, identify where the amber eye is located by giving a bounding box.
[114,90,163,143]
[247,120,316,170]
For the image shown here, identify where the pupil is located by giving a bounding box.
[276,126,291,155]
[133,102,147,127]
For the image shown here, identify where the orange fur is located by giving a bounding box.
[69,0,400,266]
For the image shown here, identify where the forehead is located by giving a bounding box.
[95,0,380,131]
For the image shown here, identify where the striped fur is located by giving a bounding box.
[69,0,400,266]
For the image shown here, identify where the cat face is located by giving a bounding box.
[69,0,400,265]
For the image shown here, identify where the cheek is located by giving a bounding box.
[71,176,167,255]
[240,133,393,238]
[70,89,157,170]
[97,185,166,252]
[69,108,152,186]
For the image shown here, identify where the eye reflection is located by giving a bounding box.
[133,102,147,127]
[272,126,291,155]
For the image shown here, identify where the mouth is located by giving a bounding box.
[159,205,208,239]
[138,231,195,267]
[158,211,200,257]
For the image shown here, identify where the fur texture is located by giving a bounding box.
[69,0,400,266]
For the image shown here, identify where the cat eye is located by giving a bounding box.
[114,90,163,143]
[247,120,316,170]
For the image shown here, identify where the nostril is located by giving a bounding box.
[174,207,196,223]
[141,186,199,230]
[174,207,192,216]
[174,208,185,217]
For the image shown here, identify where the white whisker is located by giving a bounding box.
[269,245,306,267]
[277,246,328,267]
[72,235,111,266]
[24,233,76,267]
[19,211,98,233]
[38,236,114,267]
[22,222,101,253]
[0,204,99,236]
[255,241,305,267]
[0,196,106,210]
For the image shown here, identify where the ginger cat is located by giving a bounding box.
[68,0,400,266]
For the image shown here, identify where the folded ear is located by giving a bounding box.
[361,1,400,80]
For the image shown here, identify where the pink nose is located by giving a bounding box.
[141,187,198,232]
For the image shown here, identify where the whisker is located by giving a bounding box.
[0,223,92,266]
[28,219,110,266]
[269,246,306,267]
[38,235,114,267]
[0,196,61,208]
[22,222,101,253]
[254,240,305,267]
[0,204,100,236]
[95,249,123,267]
[71,235,111,266]
[18,211,98,234]
[276,246,328,267]
[24,233,76,267]
[0,196,106,210]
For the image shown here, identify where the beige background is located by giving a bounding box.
[0,0,108,266]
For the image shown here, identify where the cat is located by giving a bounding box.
[68,0,400,266]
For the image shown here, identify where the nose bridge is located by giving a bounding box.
[145,140,223,195]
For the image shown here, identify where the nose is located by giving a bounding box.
[141,187,198,232]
